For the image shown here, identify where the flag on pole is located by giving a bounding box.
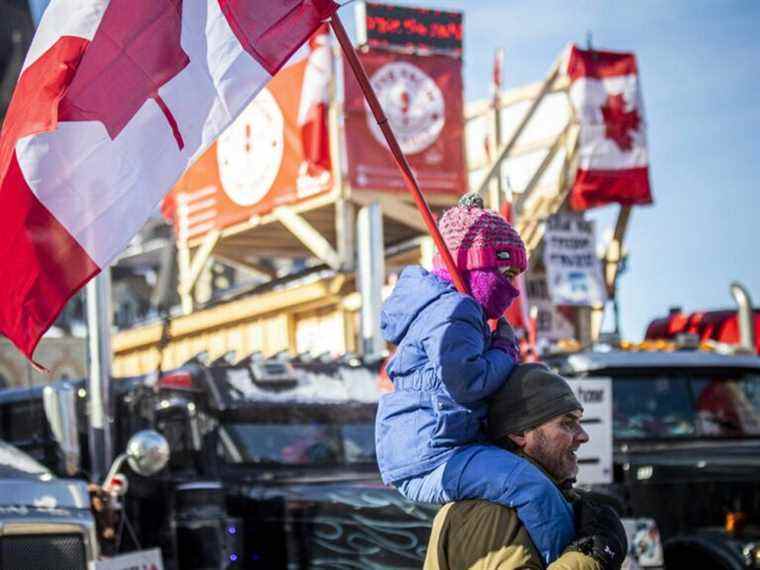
[298,24,332,177]
[491,47,504,96]
[0,0,338,360]
[566,45,653,211]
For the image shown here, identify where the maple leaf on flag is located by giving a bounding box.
[566,45,652,211]
[600,93,640,152]
[58,0,189,149]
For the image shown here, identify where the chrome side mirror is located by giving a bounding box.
[126,430,170,477]
[42,382,81,476]
[103,430,170,489]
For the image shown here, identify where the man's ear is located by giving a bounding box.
[507,433,527,449]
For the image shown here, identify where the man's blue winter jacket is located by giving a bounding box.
[376,266,516,484]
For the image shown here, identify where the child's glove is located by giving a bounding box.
[565,496,628,570]
[491,317,519,361]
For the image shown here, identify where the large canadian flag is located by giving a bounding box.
[0,0,338,360]
[567,45,653,211]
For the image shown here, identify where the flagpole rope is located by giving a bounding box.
[329,13,469,296]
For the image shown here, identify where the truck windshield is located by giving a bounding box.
[0,440,52,478]
[613,371,760,439]
[222,422,376,466]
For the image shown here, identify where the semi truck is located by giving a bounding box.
[0,351,643,568]
[4,337,760,568]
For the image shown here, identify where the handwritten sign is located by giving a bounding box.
[543,214,607,306]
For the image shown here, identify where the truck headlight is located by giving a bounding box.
[621,518,664,568]
[743,543,760,568]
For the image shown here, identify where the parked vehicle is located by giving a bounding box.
[0,381,170,569]
[546,347,760,570]
[108,355,436,569]
[0,355,406,569]
[1,352,665,569]
[0,439,98,569]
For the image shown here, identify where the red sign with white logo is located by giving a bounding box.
[163,27,333,243]
[343,50,466,195]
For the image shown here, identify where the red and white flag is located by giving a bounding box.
[566,45,653,211]
[0,0,338,360]
[491,47,504,96]
[297,23,332,176]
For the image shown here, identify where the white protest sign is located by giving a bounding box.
[567,377,613,484]
[94,549,163,570]
[525,271,575,345]
[543,214,607,306]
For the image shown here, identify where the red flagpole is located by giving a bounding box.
[329,14,469,296]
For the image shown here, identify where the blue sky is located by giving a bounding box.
[341,0,760,340]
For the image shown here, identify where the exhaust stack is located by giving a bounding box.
[730,282,756,354]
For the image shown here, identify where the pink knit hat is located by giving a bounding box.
[433,194,527,273]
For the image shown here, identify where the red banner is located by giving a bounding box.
[163,28,332,242]
[343,50,466,195]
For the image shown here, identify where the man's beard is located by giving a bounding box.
[531,427,577,484]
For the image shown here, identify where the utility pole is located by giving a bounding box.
[357,202,385,357]
[86,270,113,482]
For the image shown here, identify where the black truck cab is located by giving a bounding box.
[546,349,760,570]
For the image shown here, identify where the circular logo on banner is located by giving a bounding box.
[217,88,284,206]
[367,62,445,155]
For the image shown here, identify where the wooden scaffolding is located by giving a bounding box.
[113,47,633,375]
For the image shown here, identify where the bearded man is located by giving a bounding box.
[424,363,628,570]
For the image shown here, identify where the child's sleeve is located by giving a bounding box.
[422,299,516,404]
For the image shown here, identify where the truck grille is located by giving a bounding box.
[0,533,86,570]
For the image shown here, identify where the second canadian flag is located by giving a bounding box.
[567,45,653,211]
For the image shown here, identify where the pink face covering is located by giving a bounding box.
[432,267,519,320]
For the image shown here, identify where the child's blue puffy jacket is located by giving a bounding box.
[377,266,576,563]
[376,266,516,483]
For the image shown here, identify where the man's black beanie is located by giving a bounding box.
[487,362,582,439]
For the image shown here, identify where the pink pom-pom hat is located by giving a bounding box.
[432,194,527,273]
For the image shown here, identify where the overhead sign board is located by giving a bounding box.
[356,2,463,57]
[343,49,466,194]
